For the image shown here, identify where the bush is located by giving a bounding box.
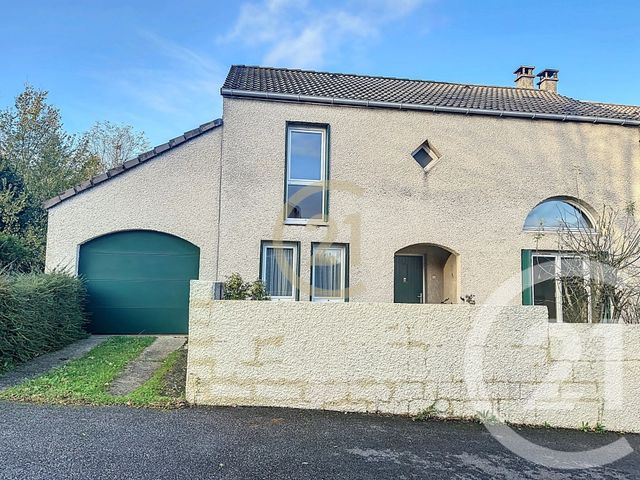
[223,273,270,300]
[0,271,88,373]
[0,232,38,274]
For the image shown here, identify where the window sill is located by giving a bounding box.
[284,219,329,227]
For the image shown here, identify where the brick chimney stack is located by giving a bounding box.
[537,69,559,93]
[514,66,536,89]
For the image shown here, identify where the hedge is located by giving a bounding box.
[0,272,87,373]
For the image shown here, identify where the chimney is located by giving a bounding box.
[537,68,559,93]
[513,65,536,89]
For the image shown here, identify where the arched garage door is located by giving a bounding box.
[78,231,200,334]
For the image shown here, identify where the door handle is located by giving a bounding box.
[417,293,423,303]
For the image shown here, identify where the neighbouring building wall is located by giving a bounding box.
[187,281,640,433]
[217,97,640,304]
[45,127,223,278]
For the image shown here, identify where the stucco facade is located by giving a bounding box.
[215,97,640,304]
[45,126,222,279]
[45,84,640,306]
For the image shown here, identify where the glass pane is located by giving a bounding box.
[264,247,294,297]
[589,260,615,323]
[313,248,343,298]
[524,200,592,230]
[533,256,557,321]
[560,257,588,323]
[289,130,322,180]
[412,148,433,168]
[286,184,323,219]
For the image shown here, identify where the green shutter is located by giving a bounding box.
[521,249,533,305]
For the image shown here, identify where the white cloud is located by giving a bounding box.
[222,0,426,69]
[87,31,227,144]
[113,32,224,116]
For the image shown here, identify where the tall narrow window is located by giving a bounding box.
[286,125,328,222]
[311,244,348,302]
[261,241,298,300]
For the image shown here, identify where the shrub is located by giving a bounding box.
[0,271,88,373]
[0,232,38,274]
[223,273,270,300]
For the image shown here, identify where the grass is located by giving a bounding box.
[0,336,187,408]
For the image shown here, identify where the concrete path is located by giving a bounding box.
[109,336,186,395]
[0,403,638,479]
[0,336,110,391]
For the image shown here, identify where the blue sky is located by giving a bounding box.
[3,0,639,146]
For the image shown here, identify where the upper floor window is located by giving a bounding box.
[411,139,441,171]
[523,198,593,231]
[286,124,328,223]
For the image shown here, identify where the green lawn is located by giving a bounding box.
[0,336,186,407]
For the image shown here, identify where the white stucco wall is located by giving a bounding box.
[45,127,222,278]
[187,281,640,433]
[44,96,640,305]
[217,98,640,303]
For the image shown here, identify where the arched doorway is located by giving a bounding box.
[394,244,458,304]
[78,230,200,334]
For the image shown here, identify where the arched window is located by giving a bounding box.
[523,198,593,231]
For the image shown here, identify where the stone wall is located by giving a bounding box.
[187,281,640,432]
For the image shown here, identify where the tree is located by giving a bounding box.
[0,163,28,234]
[0,85,99,203]
[84,121,149,171]
[556,203,640,324]
[0,85,101,270]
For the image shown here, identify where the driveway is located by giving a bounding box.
[0,402,638,479]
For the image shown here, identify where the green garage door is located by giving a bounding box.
[78,231,200,334]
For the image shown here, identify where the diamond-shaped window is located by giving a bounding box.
[412,140,441,171]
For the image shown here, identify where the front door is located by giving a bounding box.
[394,255,424,303]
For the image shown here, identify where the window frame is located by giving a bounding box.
[527,250,606,323]
[284,123,329,224]
[523,198,595,233]
[411,140,441,172]
[310,243,349,302]
[260,240,300,301]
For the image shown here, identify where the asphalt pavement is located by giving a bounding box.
[0,402,638,479]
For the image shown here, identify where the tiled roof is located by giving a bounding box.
[221,65,640,125]
[44,119,222,209]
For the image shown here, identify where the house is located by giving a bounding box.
[44,65,640,334]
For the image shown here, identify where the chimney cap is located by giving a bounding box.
[537,68,559,79]
[513,65,536,75]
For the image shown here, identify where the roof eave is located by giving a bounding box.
[220,88,640,127]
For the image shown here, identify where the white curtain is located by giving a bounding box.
[265,248,294,297]
[314,249,342,298]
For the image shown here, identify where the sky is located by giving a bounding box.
[2,0,639,146]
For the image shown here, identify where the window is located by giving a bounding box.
[523,250,613,323]
[261,241,299,300]
[411,140,441,171]
[523,198,593,231]
[311,243,348,302]
[286,125,328,222]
